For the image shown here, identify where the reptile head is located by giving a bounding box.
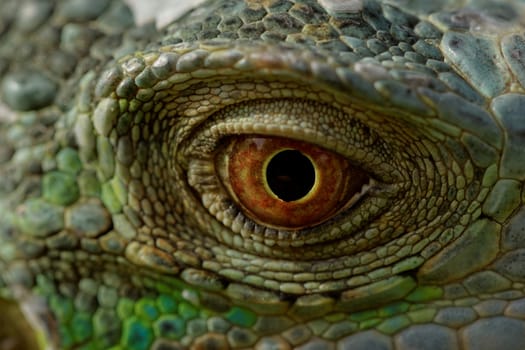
[1,0,525,349]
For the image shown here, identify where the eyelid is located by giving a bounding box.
[182,98,402,185]
[181,98,406,258]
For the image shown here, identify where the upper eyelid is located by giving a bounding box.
[180,97,403,183]
[94,41,443,160]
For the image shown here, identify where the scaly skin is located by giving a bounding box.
[2,0,525,349]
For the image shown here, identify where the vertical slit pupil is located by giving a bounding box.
[266,150,316,202]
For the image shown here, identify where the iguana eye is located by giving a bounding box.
[183,98,402,256]
[224,136,370,229]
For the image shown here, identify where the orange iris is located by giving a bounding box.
[227,136,369,229]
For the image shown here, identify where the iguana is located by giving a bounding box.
[1,0,525,349]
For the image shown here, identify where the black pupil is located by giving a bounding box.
[266,150,316,202]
